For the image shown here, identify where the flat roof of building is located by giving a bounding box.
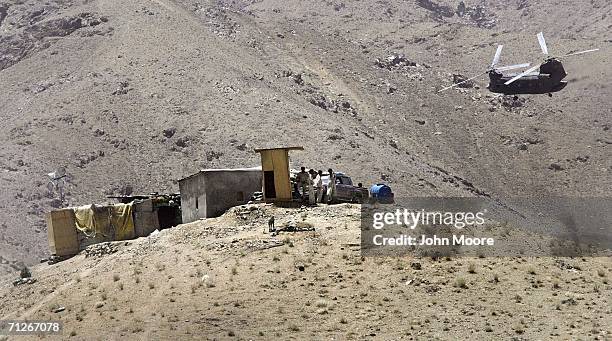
[179,167,262,181]
[254,146,304,152]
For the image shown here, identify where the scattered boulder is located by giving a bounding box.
[112,81,130,95]
[175,137,189,148]
[163,127,176,138]
[548,163,564,171]
[93,128,105,137]
[452,74,474,88]
[416,0,454,18]
[375,54,417,69]
[84,242,119,258]
[206,151,223,161]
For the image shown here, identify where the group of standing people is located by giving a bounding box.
[295,167,336,205]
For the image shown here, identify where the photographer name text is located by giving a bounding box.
[372,234,495,246]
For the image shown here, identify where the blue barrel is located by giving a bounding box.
[370,184,392,198]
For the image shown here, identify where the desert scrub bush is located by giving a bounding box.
[454,277,467,289]
[468,263,476,274]
[20,267,31,278]
[113,274,120,282]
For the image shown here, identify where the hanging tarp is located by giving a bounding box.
[73,203,134,241]
[111,203,135,240]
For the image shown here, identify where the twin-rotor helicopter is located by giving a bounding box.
[439,32,599,95]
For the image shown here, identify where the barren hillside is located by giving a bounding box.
[0,204,610,339]
[0,0,610,278]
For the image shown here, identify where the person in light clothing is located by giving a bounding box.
[308,170,316,205]
[314,170,324,203]
[326,168,336,204]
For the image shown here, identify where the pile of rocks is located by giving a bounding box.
[12,267,36,286]
[375,54,417,70]
[452,74,474,88]
[83,242,119,258]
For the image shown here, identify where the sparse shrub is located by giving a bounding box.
[468,263,476,274]
[284,238,294,248]
[597,269,606,277]
[454,278,467,289]
[113,274,120,282]
[231,267,238,275]
[527,267,536,275]
[148,283,155,289]
[20,267,31,279]
[288,324,300,332]
[315,299,328,308]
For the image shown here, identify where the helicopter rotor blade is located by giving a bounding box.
[491,45,503,68]
[494,63,531,72]
[438,71,488,92]
[537,32,548,55]
[561,48,599,58]
[504,63,542,85]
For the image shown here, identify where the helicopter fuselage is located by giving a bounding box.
[488,58,568,95]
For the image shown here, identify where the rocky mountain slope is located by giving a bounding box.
[0,0,610,275]
[0,204,610,339]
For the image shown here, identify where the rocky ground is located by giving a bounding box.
[0,203,610,340]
